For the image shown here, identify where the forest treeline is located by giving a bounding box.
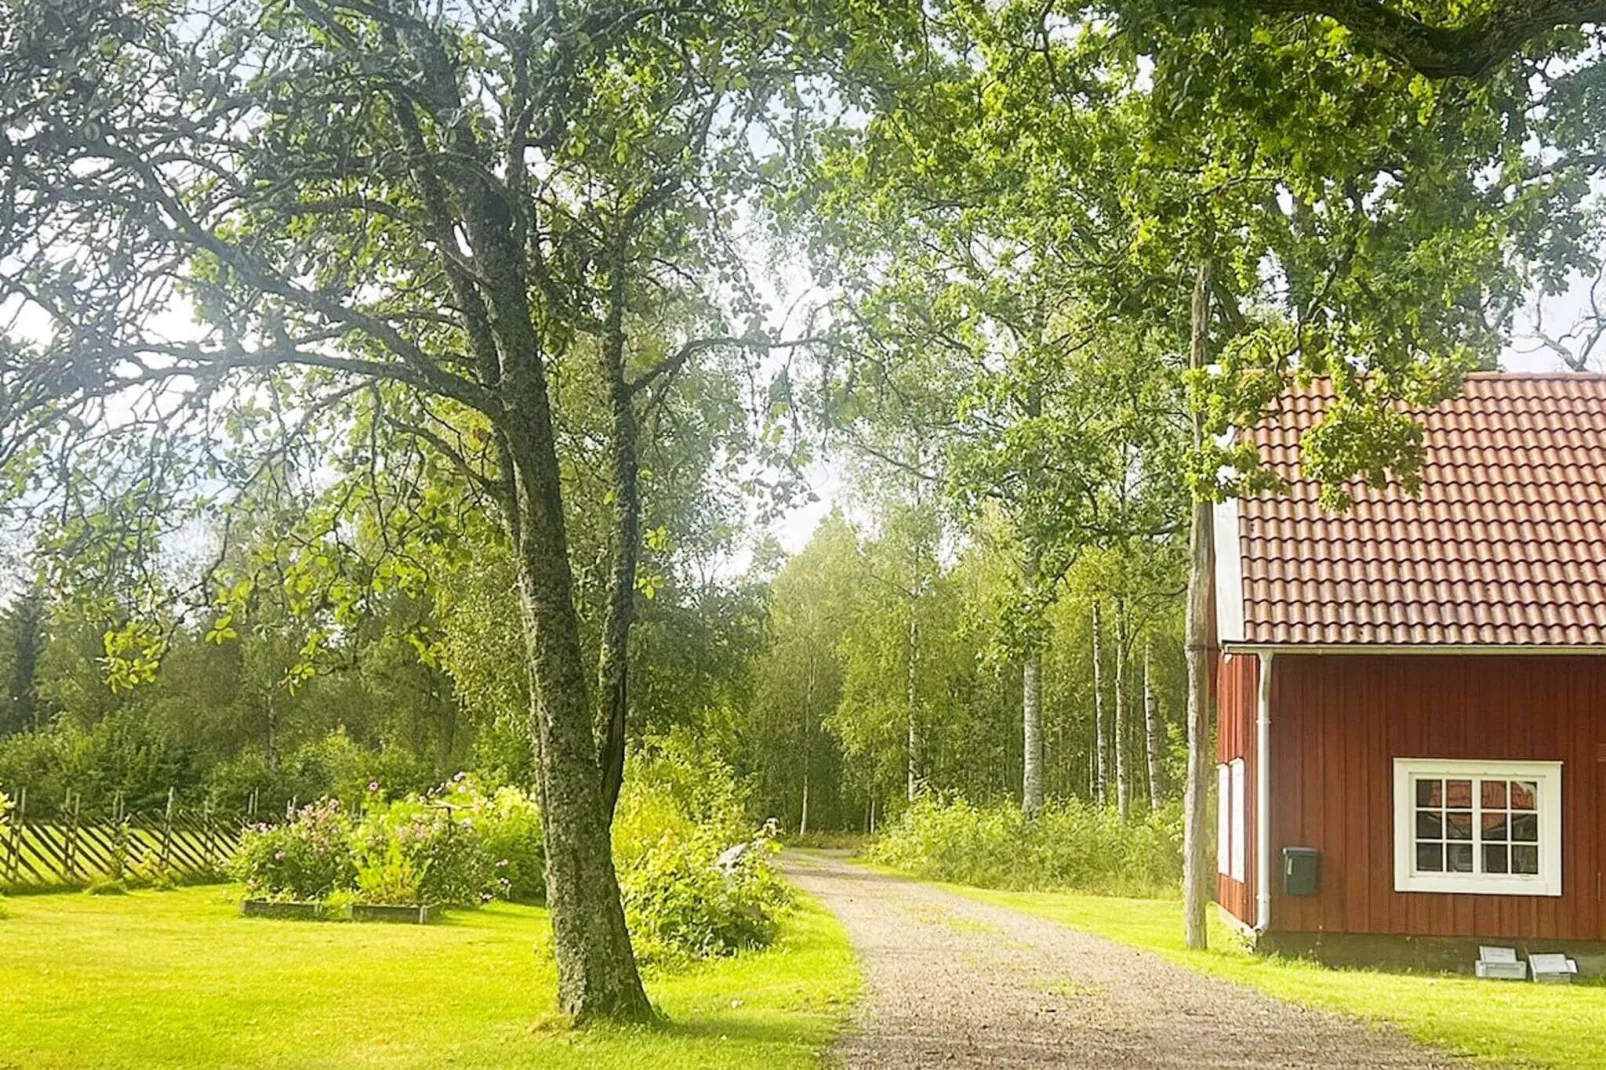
[0,496,1188,835]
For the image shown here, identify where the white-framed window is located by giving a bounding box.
[1229,758,1246,881]
[1217,763,1231,877]
[1392,758,1562,897]
[1217,759,1246,881]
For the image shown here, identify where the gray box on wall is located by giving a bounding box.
[1283,846,1320,896]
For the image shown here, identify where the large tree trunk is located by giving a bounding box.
[1114,599,1130,820]
[1183,259,1216,952]
[1144,641,1164,810]
[512,466,652,1023]
[1092,600,1106,806]
[1022,647,1044,816]
[495,250,651,1024]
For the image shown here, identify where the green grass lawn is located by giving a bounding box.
[948,884,1606,1069]
[0,886,859,1070]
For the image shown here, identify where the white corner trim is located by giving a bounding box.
[1213,497,1245,644]
[1217,763,1231,877]
[1254,652,1273,933]
[1391,758,1563,898]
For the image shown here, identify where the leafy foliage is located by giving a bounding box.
[613,734,792,965]
[621,828,791,967]
[231,800,358,902]
[869,796,1184,897]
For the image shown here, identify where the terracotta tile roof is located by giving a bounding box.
[1231,373,1606,647]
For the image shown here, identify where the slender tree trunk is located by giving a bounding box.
[1183,259,1216,952]
[264,693,279,776]
[1144,641,1165,810]
[801,653,815,836]
[1114,599,1130,820]
[1023,647,1044,816]
[1092,600,1106,807]
[596,258,637,821]
[906,604,920,802]
[1022,546,1045,816]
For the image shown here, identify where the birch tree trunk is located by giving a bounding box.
[801,652,815,836]
[1144,641,1165,810]
[1092,600,1107,807]
[1023,648,1044,815]
[1114,599,1130,820]
[1183,259,1216,952]
[907,602,920,803]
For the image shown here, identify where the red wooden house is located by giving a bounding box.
[1213,373,1606,968]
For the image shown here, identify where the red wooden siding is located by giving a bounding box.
[1268,654,1606,941]
[1216,653,1258,926]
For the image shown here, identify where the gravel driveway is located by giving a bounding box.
[783,851,1470,1070]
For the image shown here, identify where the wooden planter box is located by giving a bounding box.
[352,903,439,925]
[242,899,332,921]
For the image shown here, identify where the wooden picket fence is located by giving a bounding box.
[0,788,259,891]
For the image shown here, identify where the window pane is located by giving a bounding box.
[1447,843,1474,872]
[1510,781,1537,810]
[1417,843,1444,872]
[1416,779,1442,807]
[1510,813,1538,843]
[1481,780,1507,809]
[1483,844,1509,874]
[1481,812,1509,841]
[1446,780,1473,808]
[1416,811,1443,839]
[1512,845,1540,875]
[1445,810,1473,840]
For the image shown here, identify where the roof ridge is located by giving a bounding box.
[1467,371,1606,380]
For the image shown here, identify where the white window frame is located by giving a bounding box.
[1229,758,1246,881]
[1392,758,1562,897]
[1217,764,1231,877]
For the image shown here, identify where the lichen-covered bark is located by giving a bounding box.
[507,414,652,1024]
[473,196,650,1023]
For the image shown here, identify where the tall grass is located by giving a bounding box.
[867,796,1183,897]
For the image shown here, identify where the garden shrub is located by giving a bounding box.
[613,730,748,867]
[354,789,490,908]
[867,795,1183,897]
[613,735,791,965]
[438,775,544,901]
[620,825,790,966]
[231,799,357,901]
[353,838,426,905]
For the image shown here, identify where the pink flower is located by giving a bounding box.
[368,781,380,792]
